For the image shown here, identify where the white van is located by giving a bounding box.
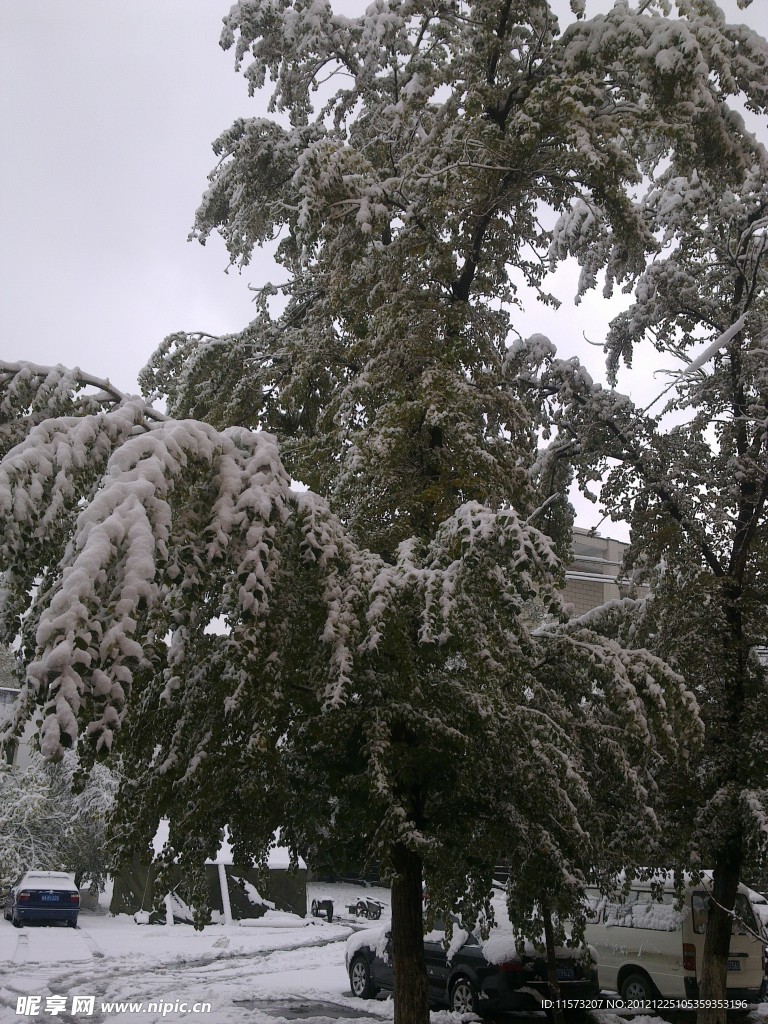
[583,875,766,1004]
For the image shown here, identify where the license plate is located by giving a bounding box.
[41,894,59,903]
[727,959,741,971]
[556,966,575,981]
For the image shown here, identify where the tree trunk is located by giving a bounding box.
[697,843,743,1024]
[697,582,747,1024]
[391,842,430,1024]
[543,901,566,1024]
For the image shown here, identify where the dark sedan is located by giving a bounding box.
[3,871,80,928]
[345,921,599,1015]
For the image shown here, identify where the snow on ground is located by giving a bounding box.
[2,882,766,1024]
[0,883,392,1024]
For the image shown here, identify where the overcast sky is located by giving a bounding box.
[2,0,767,536]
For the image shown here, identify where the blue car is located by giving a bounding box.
[4,871,80,928]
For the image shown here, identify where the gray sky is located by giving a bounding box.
[1,1,263,393]
[2,0,767,534]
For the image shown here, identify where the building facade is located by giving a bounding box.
[562,527,643,616]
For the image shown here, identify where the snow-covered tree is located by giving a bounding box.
[0,359,696,1008]
[0,644,19,690]
[523,62,768,1024]
[0,756,57,886]
[3,3,767,1024]
[0,645,22,766]
[0,751,116,889]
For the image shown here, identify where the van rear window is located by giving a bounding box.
[691,892,759,935]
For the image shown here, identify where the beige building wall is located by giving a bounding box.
[563,527,645,616]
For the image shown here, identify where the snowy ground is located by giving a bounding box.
[2,883,766,1024]
[1,882,393,1024]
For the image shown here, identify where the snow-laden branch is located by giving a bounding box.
[0,360,167,422]
[0,364,383,759]
[677,315,748,377]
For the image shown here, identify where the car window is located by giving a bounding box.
[692,892,758,935]
[692,891,709,933]
[734,894,759,935]
[605,891,682,931]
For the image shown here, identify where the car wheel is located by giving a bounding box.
[450,976,479,1015]
[620,971,655,1000]
[311,900,319,917]
[349,955,378,999]
[12,913,22,928]
[356,900,369,918]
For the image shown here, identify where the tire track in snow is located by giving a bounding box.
[41,933,347,1004]
[76,925,106,959]
[10,930,29,964]
[1,930,350,1024]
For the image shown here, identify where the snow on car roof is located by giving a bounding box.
[22,871,77,889]
[24,871,74,879]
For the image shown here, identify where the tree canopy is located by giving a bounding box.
[3,3,768,1024]
[516,18,768,1017]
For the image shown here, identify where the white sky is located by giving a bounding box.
[1,0,767,537]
